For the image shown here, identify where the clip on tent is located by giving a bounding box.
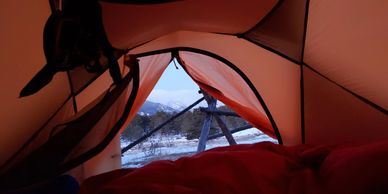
[0,0,387,193]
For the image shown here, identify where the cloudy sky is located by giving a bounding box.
[146,60,206,108]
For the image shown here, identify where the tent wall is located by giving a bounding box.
[302,0,388,144]
[1,0,388,187]
[77,133,122,180]
[178,51,274,137]
[120,53,171,131]
[75,71,114,111]
[130,31,302,145]
[0,68,136,188]
[71,53,171,180]
[304,67,388,144]
[304,0,388,109]
[0,0,71,166]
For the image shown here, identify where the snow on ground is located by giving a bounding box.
[121,128,277,168]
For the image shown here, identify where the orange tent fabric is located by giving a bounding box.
[0,0,387,189]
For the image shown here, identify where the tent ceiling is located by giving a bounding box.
[101,0,279,49]
[245,0,308,63]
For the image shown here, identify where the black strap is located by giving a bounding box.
[49,0,60,13]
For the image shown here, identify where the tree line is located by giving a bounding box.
[121,106,248,141]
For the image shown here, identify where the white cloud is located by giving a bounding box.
[147,89,206,108]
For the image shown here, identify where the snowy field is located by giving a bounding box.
[121,128,277,168]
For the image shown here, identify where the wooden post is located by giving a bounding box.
[213,114,237,145]
[199,90,236,147]
[197,91,238,151]
[197,90,217,153]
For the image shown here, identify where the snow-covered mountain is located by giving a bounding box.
[165,101,187,111]
[139,101,177,115]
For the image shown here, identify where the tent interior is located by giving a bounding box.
[0,0,387,193]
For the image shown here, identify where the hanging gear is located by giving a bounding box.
[20,0,123,97]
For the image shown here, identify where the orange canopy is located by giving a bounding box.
[0,0,387,188]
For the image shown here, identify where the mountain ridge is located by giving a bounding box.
[139,101,178,116]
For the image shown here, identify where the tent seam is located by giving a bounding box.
[303,63,387,115]
[243,0,285,35]
[238,0,303,66]
[239,37,301,65]
[300,0,311,144]
[66,71,78,113]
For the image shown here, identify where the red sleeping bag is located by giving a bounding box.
[79,141,388,194]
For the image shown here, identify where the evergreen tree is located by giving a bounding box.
[121,114,151,141]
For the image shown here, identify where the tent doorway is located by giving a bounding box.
[120,54,277,168]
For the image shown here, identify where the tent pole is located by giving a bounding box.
[121,97,205,154]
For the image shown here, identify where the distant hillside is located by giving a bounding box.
[139,101,177,115]
[123,105,248,141]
